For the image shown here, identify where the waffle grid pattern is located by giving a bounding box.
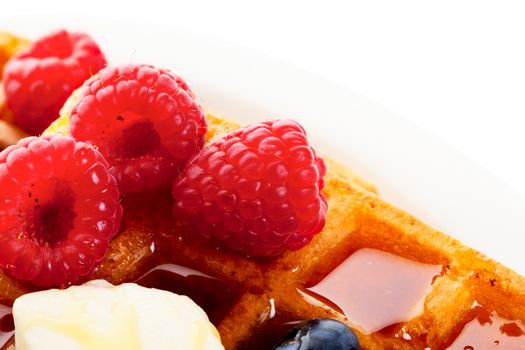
[1,114,520,349]
[0,33,524,349]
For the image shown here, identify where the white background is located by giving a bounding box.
[3,0,525,197]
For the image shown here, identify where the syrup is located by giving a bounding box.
[242,319,303,350]
[0,263,242,350]
[0,304,13,350]
[302,248,442,334]
[446,303,525,349]
[134,263,243,325]
[239,298,303,350]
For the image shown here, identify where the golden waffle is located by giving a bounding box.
[0,32,29,77]
[0,32,30,150]
[1,34,525,350]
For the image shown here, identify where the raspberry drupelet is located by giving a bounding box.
[0,135,122,287]
[68,64,207,193]
[172,119,327,257]
[2,29,107,135]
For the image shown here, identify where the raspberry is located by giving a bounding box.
[2,29,107,135]
[172,119,327,257]
[0,135,122,287]
[68,64,207,193]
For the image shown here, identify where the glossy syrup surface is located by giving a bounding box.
[239,298,303,350]
[0,262,243,350]
[239,248,444,349]
[135,263,244,325]
[446,303,525,349]
[303,248,442,334]
[0,304,13,350]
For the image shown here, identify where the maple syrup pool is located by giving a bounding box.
[2,251,525,349]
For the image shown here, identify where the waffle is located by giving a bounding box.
[0,33,29,151]
[0,33,29,77]
[1,33,525,350]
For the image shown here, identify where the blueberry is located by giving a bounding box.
[273,318,362,350]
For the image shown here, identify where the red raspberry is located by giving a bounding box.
[2,29,107,135]
[172,119,327,257]
[0,135,122,287]
[68,64,207,193]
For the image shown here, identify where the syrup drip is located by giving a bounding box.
[240,298,302,350]
[446,304,525,349]
[134,263,243,325]
[302,248,442,334]
[242,319,303,350]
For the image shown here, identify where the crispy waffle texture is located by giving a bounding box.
[1,33,525,350]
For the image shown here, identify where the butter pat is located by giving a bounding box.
[13,280,224,350]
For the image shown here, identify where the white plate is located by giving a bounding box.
[3,16,525,276]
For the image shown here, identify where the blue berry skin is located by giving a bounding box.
[273,318,362,350]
